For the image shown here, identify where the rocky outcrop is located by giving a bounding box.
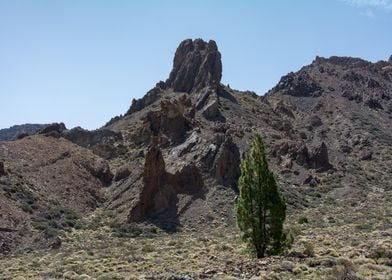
[62,127,122,148]
[128,141,170,223]
[37,123,66,137]
[128,140,203,224]
[360,150,373,161]
[295,144,310,167]
[303,175,320,187]
[196,88,225,122]
[82,158,113,186]
[126,82,166,115]
[166,39,222,93]
[272,72,323,97]
[202,99,222,121]
[309,142,333,171]
[113,165,132,182]
[62,127,124,159]
[0,124,48,141]
[214,136,241,189]
[293,143,332,171]
[138,97,193,146]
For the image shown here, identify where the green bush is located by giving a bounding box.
[303,242,315,257]
[298,216,309,224]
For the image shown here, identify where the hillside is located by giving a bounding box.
[0,124,48,141]
[0,39,391,279]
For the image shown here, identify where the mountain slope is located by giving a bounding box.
[0,39,391,279]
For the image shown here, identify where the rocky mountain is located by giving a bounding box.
[0,124,48,141]
[1,39,391,279]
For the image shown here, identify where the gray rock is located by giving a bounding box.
[166,39,222,93]
[202,100,225,122]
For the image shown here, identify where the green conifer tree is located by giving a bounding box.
[235,134,288,258]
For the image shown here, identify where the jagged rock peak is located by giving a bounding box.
[166,38,222,93]
[389,54,392,62]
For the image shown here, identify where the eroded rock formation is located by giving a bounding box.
[128,140,204,224]
[166,39,222,93]
[37,122,67,138]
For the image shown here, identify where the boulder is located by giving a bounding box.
[309,142,333,171]
[365,98,383,110]
[295,144,310,168]
[360,151,373,161]
[295,143,332,171]
[306,115,323,130]
[166,39,222,93]
[113,165,132,182]
[303,175,320,186]
[0,161,5,176]
[202,100,222,121]
[273,100,295,118]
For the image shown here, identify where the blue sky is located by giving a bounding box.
[1,0,391,130]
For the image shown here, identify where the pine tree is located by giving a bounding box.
[235,134,287,258]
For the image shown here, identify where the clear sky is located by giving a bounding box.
[1,0,391,130]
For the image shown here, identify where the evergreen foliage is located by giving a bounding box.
[235,134,289,258]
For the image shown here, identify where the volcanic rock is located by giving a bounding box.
[37,122,66,137]
[140,98,193,145]
[113,165,132,182]
[196,87,213,110]
[62,127,122,148]
[309,142,333,171]
[128,139,204,224]
[126,84,163,115]
[214,136,240,189]
[62,127,124,159]
[303,175,320,187]
[128,140,170,222]
[0,161,5,176]
[16,133,29,140]
[166,39,222,93]
[273,72,323,97]
[202,99,222,121]
[360,151,373,161]
[0,124,48,141]
[295,144,310,168]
